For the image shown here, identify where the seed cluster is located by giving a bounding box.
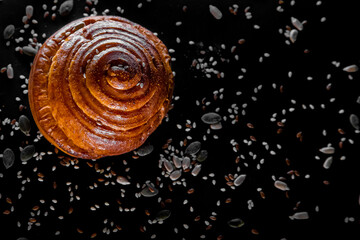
[1,0,360,239]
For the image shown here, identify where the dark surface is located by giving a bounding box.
[1,0,360,239]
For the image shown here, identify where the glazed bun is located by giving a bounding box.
[28,16,174,159]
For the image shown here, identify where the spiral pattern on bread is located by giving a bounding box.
[28,16,174,159]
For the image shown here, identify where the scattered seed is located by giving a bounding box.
[238,38,246,44]
[172,156,182,168]
[22,46,38,56]
[182,157,191,170]
[136,144,154,156]
[274,180,290,191]
[349,114,359,130]
[201,112,222,124]
[289,29,298,43]
[196,150,208,162]
[23,16,29,25]
[164,160,174,172]
[209,5,222,20]
[43,11,50,19]
[19,115,31,135]
[319,146,335,154]
[234,174,246,186]
[289,211,309,220]
[227,218,244,228]
[141,183,159,197]
[3,24,15,39]
[59,0,74,16]
[191,164,202,176]
[156,209,171,221]
[116,176,130,185]
[185,141,201,155]
[7,64,14,79]
[3,148,15,169]
[210,122,222,130]
[169,170,182,181]
[20,145,35,162]
[291,17,303,31]
[25,5,34,19]
[323,156,333,169]
[343,64,358,73]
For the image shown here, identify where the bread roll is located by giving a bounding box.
[28,16,174,159]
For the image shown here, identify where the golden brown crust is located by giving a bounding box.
[28,16,174,159]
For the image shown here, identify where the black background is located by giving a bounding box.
[1,0,360,239]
